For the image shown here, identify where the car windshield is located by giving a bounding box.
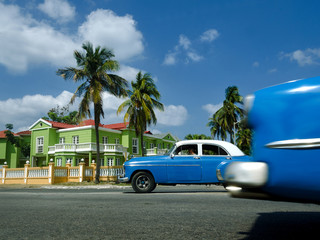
[165,144,177,155]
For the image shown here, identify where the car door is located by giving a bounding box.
[201,144,231,183]
[167,144,202,182]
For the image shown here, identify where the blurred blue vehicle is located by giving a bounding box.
[118,140,249,193]
[220,77,320,203]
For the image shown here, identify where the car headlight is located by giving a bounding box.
[216,169,224,181]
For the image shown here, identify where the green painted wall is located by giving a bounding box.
[31,121,51,130]
[0,139,7,159]
[57,128,93,144]
[0,135,31,168]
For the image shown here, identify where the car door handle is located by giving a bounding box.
[226,157,232,160]
[193,156,200,159]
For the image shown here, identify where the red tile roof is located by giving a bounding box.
[43,119,128,131]
[0,130,7,138]
[0,130,21,138]
[16,130,31,136]
[46,120,77,129]
[103,122,129,130]
[79,119,103,127]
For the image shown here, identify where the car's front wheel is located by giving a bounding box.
[131,171,156,193]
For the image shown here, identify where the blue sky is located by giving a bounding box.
[1,0,320,139]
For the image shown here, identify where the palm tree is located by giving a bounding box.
[117,71,164,156]
[185,134,211,140]
[207,111,228,141]
[57,42,128,183]
[234,118,253,155]
[207,86,243,143]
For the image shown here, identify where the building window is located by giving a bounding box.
[59,137,65,144]
[150,143,154,149]
[158,143,162,149]
[72,136,79,144]
[36,137,44,153]
[115,138,120,144]
[57,158,62,167]
[107,158,113,166]
[100,159,104,166]
[132,138,139,154]
[116,158,121,166]
[66,158,72,165]
[102,136,108,144]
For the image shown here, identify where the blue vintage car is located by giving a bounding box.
[118,140,249,193]
[220,76,320,203]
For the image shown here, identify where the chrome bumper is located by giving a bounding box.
[224,161,268,188]
[117,176,130,183]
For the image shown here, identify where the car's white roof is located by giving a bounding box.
[174,140,245,156]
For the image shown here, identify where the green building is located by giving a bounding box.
[0,130,31,168]
[27,118,177,168]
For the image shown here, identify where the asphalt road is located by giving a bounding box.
[0,185,319,240]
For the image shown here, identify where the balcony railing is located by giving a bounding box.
[48,143,126,154]
[146,148,168,156]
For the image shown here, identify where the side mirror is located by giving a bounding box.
[170,153,175,159]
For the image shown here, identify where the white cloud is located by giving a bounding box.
[252,61,259,67]
[78,9,144,62]
[156,105,188,126]
[200,29,220,42]
[187,51,203,62]
[0,91,74,132]
[163,29,219,66]
[38,0,75,23]
[268,68,277,73]
[281,48,320,66]
[0,2,144,73]
[115,65,141,82]
[0,2,78,72]
[202,103,222,116]
[179,35,191,50]
[163,34,203,65]
[163,52,177,65]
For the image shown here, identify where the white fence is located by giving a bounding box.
[1,163,124,185]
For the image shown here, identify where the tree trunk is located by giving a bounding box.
[94,105,101,184]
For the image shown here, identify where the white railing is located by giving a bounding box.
[102,144,123,152]
[158,149,168,155]
[55,169,68,177]
[0,164,124,184]
[48,146,55,153]
[69,168,79,177]
[55,144,76,152]
[77,143,94,151]
[85,168,93,177]
[146,148,168,156]
[48,143,125,154]
[28,169,48,178]
[100,167,124,177]
[6,170,24,178]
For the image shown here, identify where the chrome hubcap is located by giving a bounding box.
[136,175,150,189]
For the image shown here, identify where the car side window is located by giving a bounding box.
[174,144,198,156]
[202,144,228,156]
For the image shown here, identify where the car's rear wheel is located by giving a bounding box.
[131,171,156,193]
